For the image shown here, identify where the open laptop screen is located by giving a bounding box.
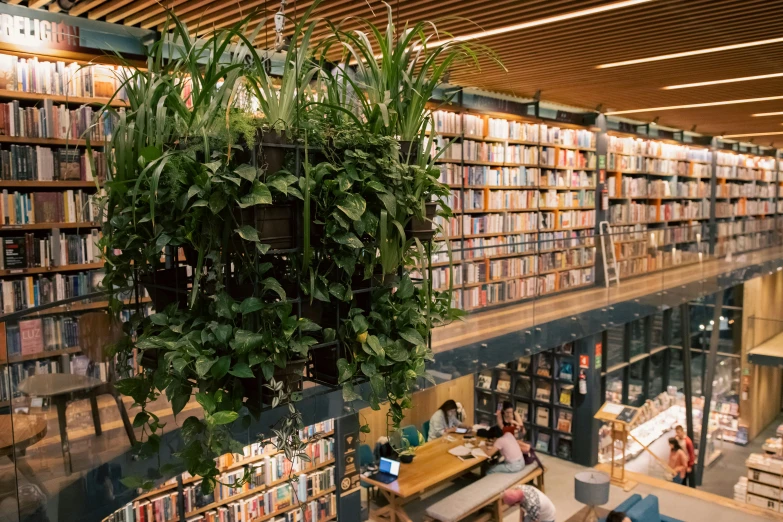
[379,457,400,476]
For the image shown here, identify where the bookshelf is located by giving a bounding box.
[714,150,778,257]
[104,421,338,522]
[431,109,597,311]
[474,343,577,461]
[605,134,711,279]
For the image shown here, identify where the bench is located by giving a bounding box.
[424,462,544,522]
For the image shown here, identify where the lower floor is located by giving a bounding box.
[364,453,782,522]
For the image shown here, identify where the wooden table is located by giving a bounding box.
[18,373,135,475]
[362,435,488,522]
[0,414,48,493]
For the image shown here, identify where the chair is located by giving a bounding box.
[423,420,430,442]
[359,444,377,500]
[401,425,420,447]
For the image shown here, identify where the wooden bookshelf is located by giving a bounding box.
[0,262,102,277]
[0,221,100,230]
[0,181,100,188]
[5,346,81,364]
[0,136,99,147]
[133,430,336,501]
[0,89,128,108]
[254,487,336,522]
[431,108,597,312]
[183,461,336,519]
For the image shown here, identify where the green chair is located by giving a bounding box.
[401,425,420,447]
[423,420,430,442]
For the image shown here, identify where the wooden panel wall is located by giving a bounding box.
[357,374,475,447]
[740,272,783,439]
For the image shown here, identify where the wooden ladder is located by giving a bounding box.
[600,221,620,288]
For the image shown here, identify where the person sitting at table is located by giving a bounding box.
[482,426,527,474]
[503,484,556,522]
[428,399,468,440]
[496,400,525,437]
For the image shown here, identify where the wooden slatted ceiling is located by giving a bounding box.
[24,0,783,144]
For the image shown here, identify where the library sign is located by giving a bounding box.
[0,14,81,52]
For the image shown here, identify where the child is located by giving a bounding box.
[502,485,556,522]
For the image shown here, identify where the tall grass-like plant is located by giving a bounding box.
[320,3,503,147]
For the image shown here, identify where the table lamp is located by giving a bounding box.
[574,471,610,522]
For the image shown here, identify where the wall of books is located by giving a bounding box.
[605,134,712,279]
[475,343,576,461]
[0,51,145,407]
[104,419,337,522]
[430,109,597,311]
[713,149,778,257]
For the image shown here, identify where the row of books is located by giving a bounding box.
[716,151,776,170]
[608,201,707,225]
[539,210,595,230]
[717,183,775,199]
[0,100,116,141]
[439,164,541,187]
[0,54,130,100]
[716,200,775,218]
[0,146,108,182]
[184,492,337,522]
[5,316,80,357]
[716,218,775,237]
[608,177,709,199]
[462,114,483,137]
[715,233,772,256]
[716,165,775,182]
[457,266,595,310]
[607,154,696,176]
[0,189,101,225]
[1,230,101,269]
[540,190,595,208]
[0,270,103,313]
[607,136,697,160]
[540,149,595,170]
[487,118,539,142]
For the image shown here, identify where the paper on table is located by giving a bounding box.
[471,448,488,459]
[603,403,624,415]
[448,445,472,457]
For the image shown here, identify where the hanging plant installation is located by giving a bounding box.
[101,1,499,492]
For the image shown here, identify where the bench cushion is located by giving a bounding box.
[425,463,540,522]
[626,494,661,522]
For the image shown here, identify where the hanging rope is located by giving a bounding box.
[274,0,287,52]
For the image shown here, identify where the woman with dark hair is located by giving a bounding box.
[496,400,524,437]
[482,425,528,474]
[606,511,630,522]
[668,437,688,485]
[428,399,467,440]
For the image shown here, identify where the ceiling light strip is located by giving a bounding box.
[721,131,783,138]
[605,95,783,115]
[424,0,654,48]
[752,111,783,117]
[663,72,783,90]
[598,36,783,69]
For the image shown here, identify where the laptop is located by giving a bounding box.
[370,457,401,484]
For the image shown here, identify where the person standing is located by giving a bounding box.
[668,437,688,485]
[675,425,695,486]
[502,485,556,522]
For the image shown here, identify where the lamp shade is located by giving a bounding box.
[574,471,610,506]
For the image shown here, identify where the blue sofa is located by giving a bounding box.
[599,494,683,522]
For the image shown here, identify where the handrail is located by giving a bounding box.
[0,290,119,324]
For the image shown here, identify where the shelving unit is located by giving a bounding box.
[474,342,576,461]
[605,134,711,279]
[714,149,778,257]
[106,422,338,522]
[744,454,783,513]
[431,109,597,311]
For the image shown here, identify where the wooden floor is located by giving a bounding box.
[433,246,783,353]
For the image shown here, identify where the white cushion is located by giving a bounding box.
[425,463,539,522]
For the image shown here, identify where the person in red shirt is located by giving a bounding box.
[675,425,695,486]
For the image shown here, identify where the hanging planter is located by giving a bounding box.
[407,201,438,241]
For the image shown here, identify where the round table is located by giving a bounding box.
[18,373,134,474]
[0,414,48,495]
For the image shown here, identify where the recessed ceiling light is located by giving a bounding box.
[605,95,783,115]
[752,111,783,117]
[663,73,783,90]
[598,36,783,69]
[427,0,653,47]
[721,131,783,138]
